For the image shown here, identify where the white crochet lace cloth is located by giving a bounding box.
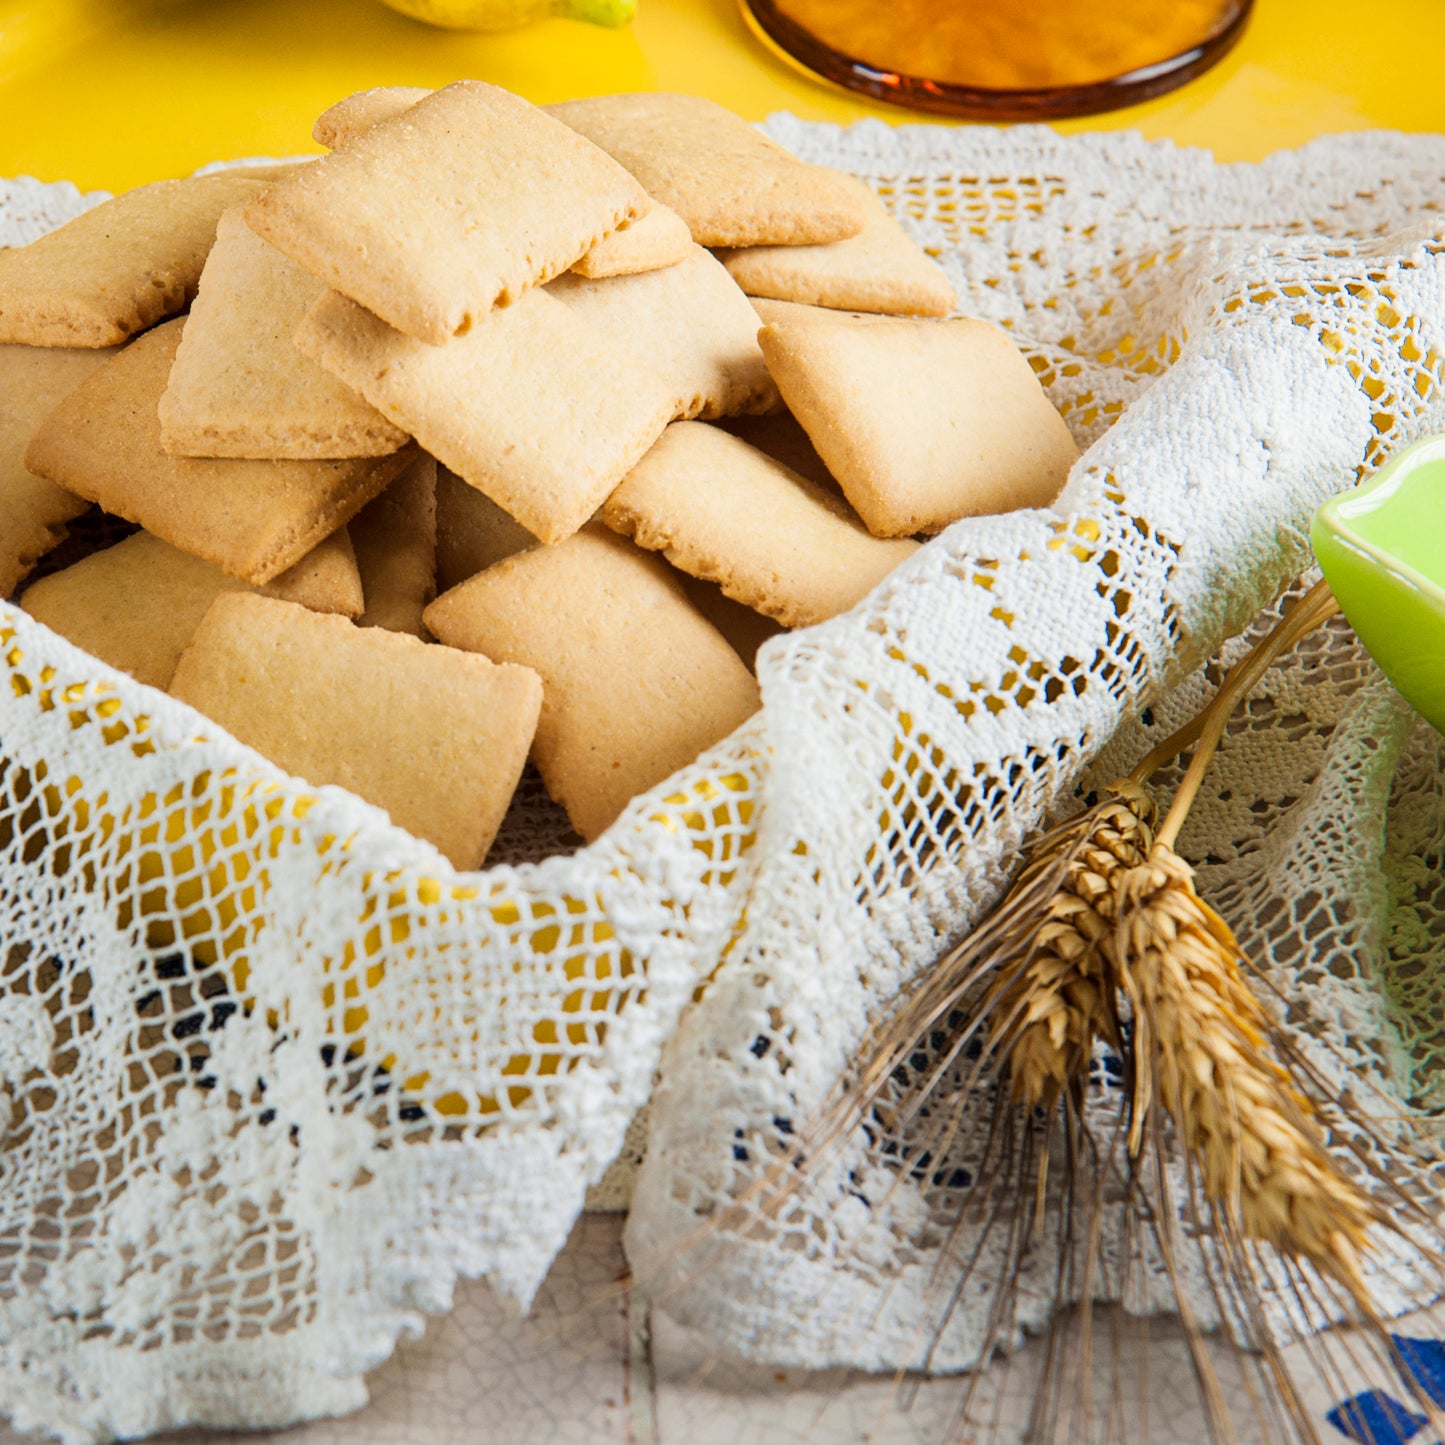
[3,121,1445,1442]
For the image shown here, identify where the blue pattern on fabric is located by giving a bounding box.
[1326,1390,1428,1444]
[1393,1336,1445,1410]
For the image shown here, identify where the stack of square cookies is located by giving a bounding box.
[1,80,1081,864]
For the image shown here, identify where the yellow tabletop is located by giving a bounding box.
[0,0,1440,194]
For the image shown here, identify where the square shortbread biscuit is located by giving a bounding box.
[603,421,920,627]
[351,454,437,637]
[570,204,692,279]
[25,320,416,583]
[717,174,956,318]
[424,525,760,841]
[548,247,778,419]
[313,84,692,281]
[247,80,650,345]
[756,302,1080,536]
[548,94,872,248]
[0,171,272,348]
[0,343,119,596]
[20,528,362,691]
[295,286,674,545]
[170,593,542,871]
[261,526,364,616]
[435,465,538,593]
[159,208,409,459]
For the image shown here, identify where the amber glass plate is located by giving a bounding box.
[740,0,1254,120]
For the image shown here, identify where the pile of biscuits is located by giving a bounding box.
[0,82,1079,869]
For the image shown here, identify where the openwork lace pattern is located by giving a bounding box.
[1,123,1445,1440]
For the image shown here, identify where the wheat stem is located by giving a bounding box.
[1126,579,1341,817]
[1153,580,1341,848]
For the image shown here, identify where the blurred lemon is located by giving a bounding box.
[379,0,636,27]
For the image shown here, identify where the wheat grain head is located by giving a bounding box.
[1112,842,1382,1301]
[986,783,1156,1111]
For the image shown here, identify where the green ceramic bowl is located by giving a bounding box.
[1312,433,1445,737]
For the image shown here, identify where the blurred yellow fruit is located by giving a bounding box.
[379,0,636,28]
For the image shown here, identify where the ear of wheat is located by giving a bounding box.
[1112,840,1379,1299]
[984,782,1154,1113]
[978,580,1382,1297]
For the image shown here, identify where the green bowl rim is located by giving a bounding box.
[1312,432,1445,612]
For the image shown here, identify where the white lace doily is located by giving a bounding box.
[2,120,1444,1442]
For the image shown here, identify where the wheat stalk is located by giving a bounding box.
[959,580,1404,1437]
[1090,580,1385,1296]
[918,578,1395,1416]
[948,580,1378,1301]
[1112,840,1379,1297]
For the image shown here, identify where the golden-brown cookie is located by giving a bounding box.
[424,525,760,841]
[312,85,433,147]
[604,421,919,626]
[312,83,690,281]
[0,172,272,348]
[246,80,649,345]
[21,528,362,691]
[756,303,1079,536]
[717,174,955,317]
[571,203,693,278]
[0,343,119,596]
[261,527,364,616]
[25,320,416,584]
[548,246,778,419]
[295,286,674,545]
[547,94,872,248]
[351,453,437,637]
[170,592,542,870]
[435,465,538,593]
[159,208,409,459]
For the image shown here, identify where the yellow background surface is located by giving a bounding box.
[0,0,1441,193]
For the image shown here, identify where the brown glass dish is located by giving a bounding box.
[739,0,1254,121]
